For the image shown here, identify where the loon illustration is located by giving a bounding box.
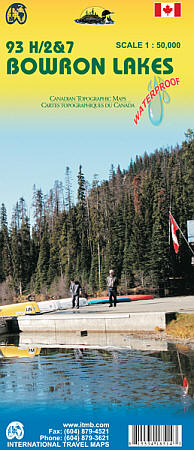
[75,9,114,25]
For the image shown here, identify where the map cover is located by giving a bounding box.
[0,1,193,449]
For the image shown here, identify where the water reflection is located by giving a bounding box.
[0,335,194,412]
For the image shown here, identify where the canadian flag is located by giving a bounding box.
[155,3,182,17]
[183,376,189,395]
[170,213,179,254]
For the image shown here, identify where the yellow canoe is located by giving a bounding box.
[0,301,40,317]
[0,346,41,358]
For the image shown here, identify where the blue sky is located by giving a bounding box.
[0,109,190,224]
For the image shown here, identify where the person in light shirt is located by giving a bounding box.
[106,269,117,307]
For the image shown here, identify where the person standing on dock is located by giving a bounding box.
[70,279,82,309]
[107,269,117,307]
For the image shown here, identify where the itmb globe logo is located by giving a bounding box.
[6,422,24,440]
[6,3,27,24]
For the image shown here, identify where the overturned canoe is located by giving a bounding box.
[37,297,88,313]
[0,301,40,317]
[88,295,153,305]
[0,346,41,358]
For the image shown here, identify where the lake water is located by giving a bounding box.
[0,334,194,414]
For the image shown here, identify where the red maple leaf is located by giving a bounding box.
[163,5,173,15]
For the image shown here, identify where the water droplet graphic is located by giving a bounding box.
[162,90,170,104]
[148,80,152,91]
[148,77,163,126]
[148,96,163,126]
[158,76,170,104]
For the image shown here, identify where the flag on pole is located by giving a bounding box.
[155,3,182,17]
[170,213,179,254]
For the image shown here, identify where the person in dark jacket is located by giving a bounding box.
[70,279,82,309]
[107,269,117,307]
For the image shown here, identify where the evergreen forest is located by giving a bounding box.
[0,130,194,302]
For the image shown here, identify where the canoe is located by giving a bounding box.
[0,301,40,317]
[88,295,153,305]
[0,346,41,358]
[37,297,88,313]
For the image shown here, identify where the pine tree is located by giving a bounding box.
[48,217,62,284]
[0,204,11,282]
[35,225,50,292]
[121,193,135,290]
[65,166,73,211]
[10,223,22,295]
[20,216,31,289]
[151,187,169,287]
[32,186,44,246]
[76,165,90,279]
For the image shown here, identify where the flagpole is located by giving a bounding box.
[169,209,171,246]
[169,189,172,247]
